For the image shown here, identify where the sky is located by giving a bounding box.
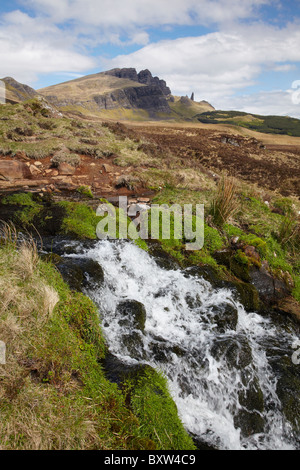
[1,0,300,117]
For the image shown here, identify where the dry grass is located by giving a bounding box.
[209,175,239,227]
[0,225,147,450]
[0,227,63,448]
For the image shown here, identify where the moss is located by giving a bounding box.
[58,291,106,359]
[59,201,101,239]
[125,367,196,450]
[292,277,300,302]
[2,193,36,207]
[1,192,43,227]
[76,185,94,198]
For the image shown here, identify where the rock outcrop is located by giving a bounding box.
[0,160,31,181]
[104,68,171,96]
[93,85,171,115]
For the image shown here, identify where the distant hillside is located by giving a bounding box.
[38,69,172,120]
[169,95,215,119]
[38,68,214,121]
[196,110,300,137]
[1,77,38,104]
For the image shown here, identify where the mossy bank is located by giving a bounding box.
[0,229,195,450]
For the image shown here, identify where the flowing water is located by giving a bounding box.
[66,239,299,450]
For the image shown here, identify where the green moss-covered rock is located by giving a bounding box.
[56,257,104,292]
[125,366,196,450]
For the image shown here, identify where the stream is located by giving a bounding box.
[59,238,300,450]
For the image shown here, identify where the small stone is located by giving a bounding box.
[29,164,42,176]
[58,163,76,176]
[102,163,113,173]
[138,197,150,203]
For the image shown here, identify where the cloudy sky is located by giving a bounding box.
[1,0,300,117]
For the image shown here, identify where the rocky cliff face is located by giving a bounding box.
[104,68,171,96]
[93,84,171,115]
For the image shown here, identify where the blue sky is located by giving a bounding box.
[1,0,300,117]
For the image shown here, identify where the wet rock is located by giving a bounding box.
[211,334,265,436]
[56,257,104,291]
[116,299,146,332]
[211,334,253,369]
[41,236,98,255]
[274,296,300,324]
[33,201,66,236]
[148,240,180,270]
[266,344,300,434]
[234,408,265,437]
[122,332,146,360]
[206,302,238,332]
[184,265,260,312]
[101,352,153,386]
[184,265,223,286]
[214,249,250,282]
[233,281,260,312]
[249,266,289,306]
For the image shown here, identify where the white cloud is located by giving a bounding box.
[220,89,300,118]
[22,0,271,36]
[103,23,300,116]
[0,10,96,84]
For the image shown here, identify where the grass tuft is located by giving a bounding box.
[209,176,238,227]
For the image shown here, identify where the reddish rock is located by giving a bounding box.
[102,163,113,173]
[0,160,31,180]
[275,296,300,323]
[29,164,42,176]
[58,163,76,176]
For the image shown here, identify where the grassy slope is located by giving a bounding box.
[196,110,300,137]
[0,98,299,447]
[0,232,195,450]
[38,73,146,100]
[169,96,215,120]
[0,99,150,160]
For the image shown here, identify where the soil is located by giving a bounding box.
[126,124,300,197]
[0,121,299,199]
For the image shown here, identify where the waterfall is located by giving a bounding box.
[67,239,299,450]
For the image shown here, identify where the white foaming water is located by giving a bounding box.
[76,240,299,450]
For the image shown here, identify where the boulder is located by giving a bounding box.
[29,164,42,176]
[116,299,147,332]
[56,257,104,292]
[0,160,31,180]
[58,162,76,176]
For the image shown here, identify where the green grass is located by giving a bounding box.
[0,98,150,163]
[125,367,196,450]
[196,110,300,137]
[0,234,194,450]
